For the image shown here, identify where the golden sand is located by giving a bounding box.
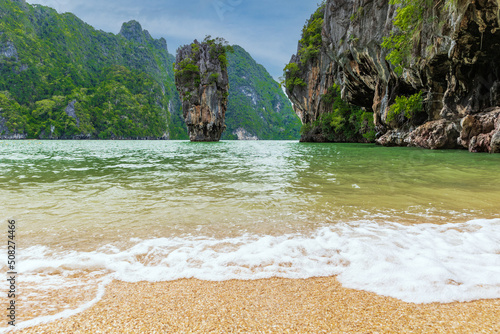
[11,277,500,333]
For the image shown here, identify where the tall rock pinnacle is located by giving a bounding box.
[174,37,230,142]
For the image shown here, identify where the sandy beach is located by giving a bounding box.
[12,277,500,333]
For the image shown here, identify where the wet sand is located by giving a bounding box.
[11,277,500,333]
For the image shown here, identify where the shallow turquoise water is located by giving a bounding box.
[1,140,499,249]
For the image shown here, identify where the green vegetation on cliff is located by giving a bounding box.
[223,45,300,140]
[382,0,457,75]
[381,1,432,128]
[298,2,325,63]
[302,85,375,142]
[282,3,325,91]
[0,0,178,139]
[386,91,424,126]
[282,63,306,91]
[174,58,201,93]
[381,0,429,75]
[1,65,170,139]
[174,36,232,103]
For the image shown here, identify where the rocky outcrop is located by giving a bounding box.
[0,37,27,73]
[0,40,18,60]
[175,39,229,141]
[233,128,258,140]
[64,100,80,127]
[458,108,500,152]
[407,120,462,149]
[491,128,500,153]
[286,0,500,152]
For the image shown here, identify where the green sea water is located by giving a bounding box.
[1,140,499,250]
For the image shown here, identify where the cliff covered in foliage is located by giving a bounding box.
[0,0,179,139]
[223,46,301,140]
[285,0,500,152]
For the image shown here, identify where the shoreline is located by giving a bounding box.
[11,277,500,333]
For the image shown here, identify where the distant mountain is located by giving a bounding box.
[0,0,299,140]
[224,45,300,140]
[0,0,179,139]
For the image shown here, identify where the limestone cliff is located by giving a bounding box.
[0,0,178,140]
[286,0,500,153]
[174,39,230,141]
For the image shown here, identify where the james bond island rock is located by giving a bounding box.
[284,0,500,152]
[174,37,230,142]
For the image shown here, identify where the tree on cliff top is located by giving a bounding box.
[298,2,325,63]
[281,2,325,91]
[174,36,233,97]
[202,35,234,67]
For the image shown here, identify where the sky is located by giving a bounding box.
[26,0,321,81]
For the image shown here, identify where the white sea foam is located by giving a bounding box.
[3,218,499,331]
[0,277,111,333]
[15,218,500,306]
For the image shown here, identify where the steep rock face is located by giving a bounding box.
[286,0,500,152]
[406,120,461,149]
[64,100,79,127]
[459,108,500,152]
[233,128,258,140]
[175,40,229,141]
[119,20,152,45]
[0,40,18,59]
